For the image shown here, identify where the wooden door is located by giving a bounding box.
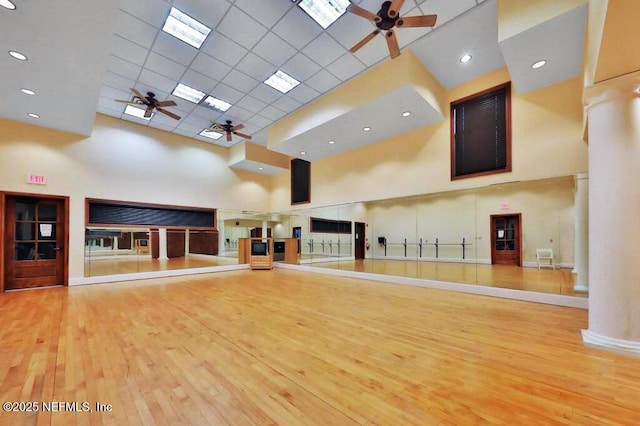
[354,222,365,260]
[3,195,67,291]
[491,214,522,266]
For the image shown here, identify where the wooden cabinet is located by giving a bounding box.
[284,238,300,265]
[250,238,273,270]
[238,238,250,264]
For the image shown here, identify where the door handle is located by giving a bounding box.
[53,247,62,251]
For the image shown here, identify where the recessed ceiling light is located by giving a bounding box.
[264,70,300,94]
[460,54,472,63]
[124,105,153,120]
[328,140,335,144]
[27,113,39,118]
[199,129,224,140]
[162,7,211,49]
[363,127,371,132]
[300,151,306,155]
[298,0,350,29]
[20,88,36,95]
[258,167,264,170]
[201,95,232,112]
[0,0,16,10]
[9,51,27,61]
[401,111,411,117]
[172,83,206,103]
[532,60,547,69]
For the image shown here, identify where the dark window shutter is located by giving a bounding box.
[452,83,510,179]
[291,159,311,204]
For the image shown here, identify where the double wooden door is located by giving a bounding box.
[2,195,67,291]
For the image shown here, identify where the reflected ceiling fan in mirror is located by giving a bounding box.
[348,0,437,59]
[210,120,252,142]
[115,88,181,120]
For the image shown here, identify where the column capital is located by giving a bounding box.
[583,70,640,112]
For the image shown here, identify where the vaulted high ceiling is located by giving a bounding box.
[0,0,589,173]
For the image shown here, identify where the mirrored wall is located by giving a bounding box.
[84,177,586,299]
[274,176,584,297]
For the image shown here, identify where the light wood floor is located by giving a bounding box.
[1,269,637,425]
[312,259,585,297]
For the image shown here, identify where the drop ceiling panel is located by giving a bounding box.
[181,69,218,93]
[222,70,260,93]
[106,55,142,80]
[172,0,230,30]
[110,36,149,66]
[191,53,232,81]
[236,53,278,82]
[118,0,171,28]
[326,54,367,81]
[248,85,283,104]
[252,33,298,67]
[236,96,268,114]
[210,83,245,104]
[272,96,303,114]
[282,53,322,81]
[139,68,179,94]
[216,7,269,50]
[200,32,248,67]
[152,32,199,66]
[305,69,342,93]
[304,34,347,67]
[272,7,324,50]
[144,52,187,81]
[287,84,320,105]
[115,11,158,49]
[234,0,294,29]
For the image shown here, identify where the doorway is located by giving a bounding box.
[490,214,522,266]
[2,193,69,291]
[354,222,365,260]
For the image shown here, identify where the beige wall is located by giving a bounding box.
[0,114,271,279]
[269,68,587,212]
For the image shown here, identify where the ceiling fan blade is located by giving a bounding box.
[130,87,145,100]
[226,132,232,142]
[232,123,245,131]
[144,107,153,118]
[157,108,181,120]
[350,30,380,53]
[115,99,143,105]
[233,132,252,140]
[386,30,401,59]
[347,4,382,23]
[156,100,177,107]
[397,14,437,28]
[387,0,405,18]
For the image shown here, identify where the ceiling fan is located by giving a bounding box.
[115,88,181,120]
[347,0,437,59]
[209,120,252,142]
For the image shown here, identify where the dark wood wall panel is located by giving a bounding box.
[167,230,186,258]
[188,231,219,255]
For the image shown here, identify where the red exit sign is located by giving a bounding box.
[27,174,47,185]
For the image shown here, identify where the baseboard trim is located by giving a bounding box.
[582,329,640,357]
[300,256,355,264]
[275,263,588,309]
[69,264,250,286]
[370,255,491,264]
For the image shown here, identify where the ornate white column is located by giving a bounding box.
[582,71,640,355]
[573,173,588,292]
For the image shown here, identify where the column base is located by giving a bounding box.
[582,329,640,357]
[573,284,589,293]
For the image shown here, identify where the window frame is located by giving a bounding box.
[450,82,512,181]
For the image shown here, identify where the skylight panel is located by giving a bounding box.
[172,83,206,104]
[124,105,153,120]
[199,129,224,140]
[162,7,211,49]
[264,70,300,94]
[298,0,350,29]
[202,96,232,112]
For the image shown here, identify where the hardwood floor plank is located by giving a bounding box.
[1,269,638,425]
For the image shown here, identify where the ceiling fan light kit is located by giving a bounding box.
[115,88,181,121]
[348,0,437,59]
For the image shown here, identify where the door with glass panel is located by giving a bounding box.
[490,214,522,266]
[3,195,66,290]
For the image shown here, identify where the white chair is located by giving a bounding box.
[536,248,556,270]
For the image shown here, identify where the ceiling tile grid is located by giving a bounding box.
[1,0,586,173]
